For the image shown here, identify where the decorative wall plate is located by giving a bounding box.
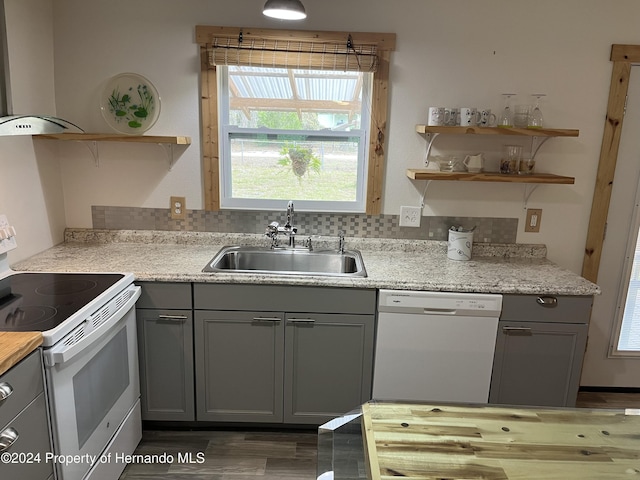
[100,73,160,134]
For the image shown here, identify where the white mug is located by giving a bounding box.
[428,107,446,126]
[459,107,481,126]
[479,109,497,127]
[444,107,459,126]
[463,153,484,173]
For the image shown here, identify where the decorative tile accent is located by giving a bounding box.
[91,206,518,244]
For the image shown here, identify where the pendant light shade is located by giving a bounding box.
[263,0,306,20]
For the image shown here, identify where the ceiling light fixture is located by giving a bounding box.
[263,0,307,20]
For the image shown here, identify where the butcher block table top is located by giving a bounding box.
[361,401,640,480]
[0,331,42,376]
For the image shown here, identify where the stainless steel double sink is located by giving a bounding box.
[202,245,367,277]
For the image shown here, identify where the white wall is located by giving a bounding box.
[0,0,66,263]
[49,0,640,276]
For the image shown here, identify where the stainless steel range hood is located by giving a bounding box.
[0,115,83,136]
[0,5,84,137]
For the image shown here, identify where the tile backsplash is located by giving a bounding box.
[91,206,518,243]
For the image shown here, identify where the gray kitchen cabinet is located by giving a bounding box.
[283,312,374,424]
[0,349,54,480]
[136,282,195,421]
[489,294,592,407]
[193,284,376,425]
[194,310,284,423]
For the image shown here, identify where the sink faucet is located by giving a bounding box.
[338,230,345,253]
[264,201,299,249]
[283,201,297,247]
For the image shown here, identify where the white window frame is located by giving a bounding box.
[218,65,372,212]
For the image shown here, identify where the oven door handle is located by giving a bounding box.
[44,285,141,367]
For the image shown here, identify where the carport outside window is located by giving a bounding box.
[219,66,372,212]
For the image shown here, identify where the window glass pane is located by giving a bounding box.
[221,65,371,212]
[618,227,640,352]
[228,66,363,131]
[228,133,361,202]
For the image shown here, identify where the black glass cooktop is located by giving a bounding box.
[0,272,124,332]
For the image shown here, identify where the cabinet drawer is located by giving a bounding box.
[0,350,43,430]
[501,295,593,324]
[136,282,192,309]
[194,284,376,314]
[0,393,54,479]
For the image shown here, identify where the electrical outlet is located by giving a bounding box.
[170,196,186,220]
[399,206,421,227]
[525,208,542,233]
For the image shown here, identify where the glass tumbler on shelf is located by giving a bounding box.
[497,93,516,128]
[528,94,546,128]
[514,104,531,128]
[518,157,536,175]
[500,144,522,174]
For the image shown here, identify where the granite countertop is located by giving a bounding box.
[11,229,600,296]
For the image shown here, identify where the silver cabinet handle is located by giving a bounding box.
[288,318,316,324]
[158,315,188,322]
[0,427,18,452]
[536,296,558,308]
[503,327,533,336]
[252,317,281,322]
[0,382,13,402]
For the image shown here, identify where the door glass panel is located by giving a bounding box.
[617,225,640,352]
[73,327,129,448]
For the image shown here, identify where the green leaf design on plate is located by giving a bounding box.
[106,79,155,130]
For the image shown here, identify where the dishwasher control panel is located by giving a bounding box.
[378,290,503,317]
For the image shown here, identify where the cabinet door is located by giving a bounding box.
[284,313,375,425]
[195,311,284,422]
[137,309,194,421]
[489,321,588,407]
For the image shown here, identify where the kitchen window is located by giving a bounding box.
[196,26,396,214]
[219,66,370,212]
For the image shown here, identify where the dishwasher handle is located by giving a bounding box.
[422,308,457,315]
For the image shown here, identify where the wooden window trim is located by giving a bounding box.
[582,45,640,282]
[196,25,396,214]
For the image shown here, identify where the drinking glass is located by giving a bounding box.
[497,93,516,128]
[528,94,545,128]
[500,144,522,174]
[514,104,531,128]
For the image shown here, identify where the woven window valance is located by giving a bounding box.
[208,37,379,72]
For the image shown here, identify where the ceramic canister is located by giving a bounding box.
[447,228,474,261]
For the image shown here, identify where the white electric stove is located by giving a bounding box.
[0,214,142,480]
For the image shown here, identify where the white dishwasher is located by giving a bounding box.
[373,290,502,403]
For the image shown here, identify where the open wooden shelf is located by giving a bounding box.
[415,125,579,137]
[35,132,191,145]
[406,169,575,184]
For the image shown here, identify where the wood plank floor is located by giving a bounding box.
[118,392,639,479]
[118,429,318,479]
